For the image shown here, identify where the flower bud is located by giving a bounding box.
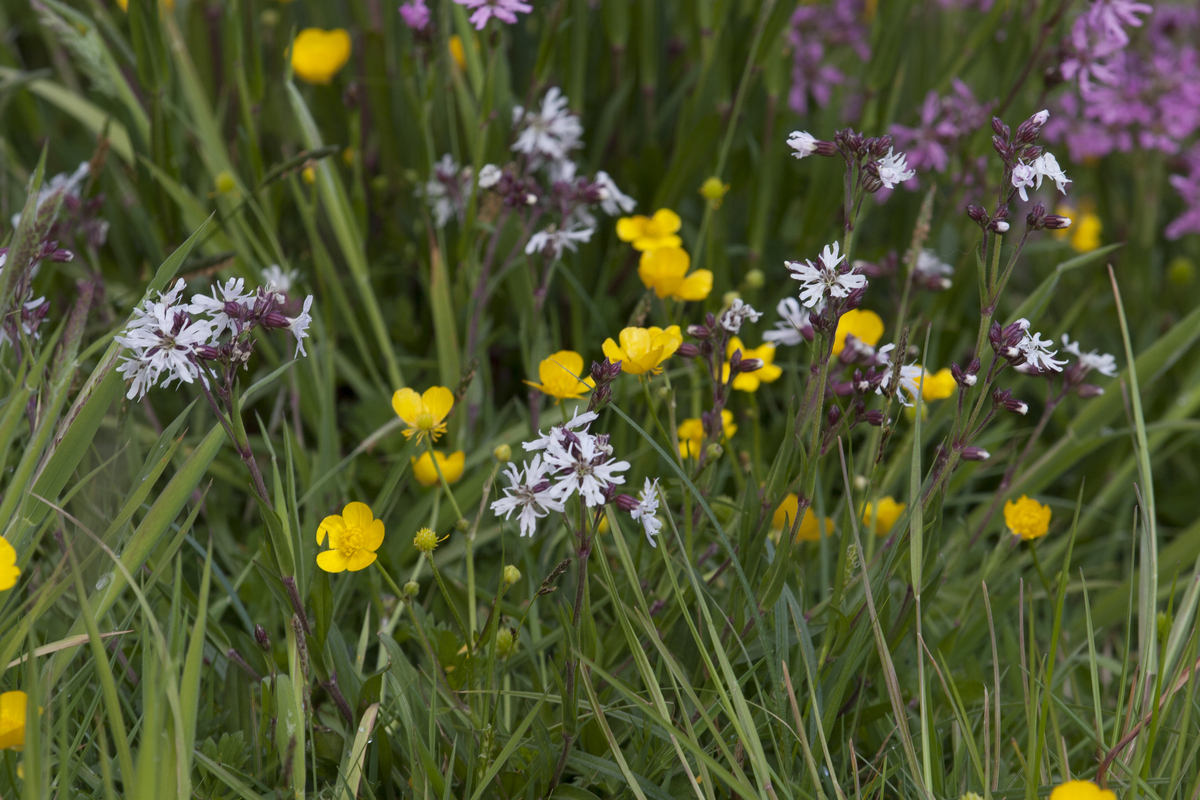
[862,409,885,426]
[677,343,701,358]
[991,117,1010,140]
[454,517,470,532]
[215,171,237,194]
[990,220,1010,233]
[966,204,988,225]
[1043,215,1072,229]
[494,443,512,462]
[737,358,764,373]
[403,580,420,598]
[495,627,516,657]
[614,494,639,512]
[705,443,724,461]
[255,624,272,652]
[1076,383,1105,398]
[502,564,522,587]
[827,405,841,427]
[686,324,710,339]
[413,527,439,554]
[744,269,765,289]
[962,447,991,462]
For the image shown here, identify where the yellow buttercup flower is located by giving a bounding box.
[637,247,713,301]
[862,496,905,537]
[116,0,175,11]
[920,367,957,401]
[1054,204,1102,253]
[316,502,384,573]
[526,350,595,401]
[392,386,454,443]
[602,326,683,375]
[1049,781,1115,800]
[0,692,26,751]
[832,309,884,357]
[449,36,466,70]
[291,28,352,85]
[677,410,736,459]
[302,166,316,184]
[0,538,20,591]
[411,451,465,488]
[1004,495,1051,540]
[616,209,683,252]
[699,177,731,208]
[722,338,782,392]
[772,494,833,542]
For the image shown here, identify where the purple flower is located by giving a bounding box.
[1085,0,1153,46]
[399,0,430,30]
[787,0,870,115]
[890,79,990,181]
[1166,144,1200,239]
[454,0,532,30]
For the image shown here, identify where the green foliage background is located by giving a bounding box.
[0,0,1198,798]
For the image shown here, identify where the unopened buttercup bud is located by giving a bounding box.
[495,627,516,657]
[403,580,420,598]
[502,564,521,587]
[1077,383,1105,398]
[454,517,470,532]
[962,447,991,462]
[745,269,765,289]
[494,443,512,462]
[722,290,740,308]
[705,443,723,461]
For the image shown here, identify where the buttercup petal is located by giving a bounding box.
[676,270,712,301]
[616,216,647,242]
[422,386,455,423]
[342,501,374,531]
[363,519,386,551]
[316,549,349,573]
[601,338,625,363]
[317,514,346,546]
[392,388,423,425]
[346,550,378,571]
[649,208,682,235]
[442,451,466,484]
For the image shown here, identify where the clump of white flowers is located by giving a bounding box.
[116,275,314,401]
[492,410,662,542]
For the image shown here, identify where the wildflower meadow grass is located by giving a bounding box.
[1,0,1200,798]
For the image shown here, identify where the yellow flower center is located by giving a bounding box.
[415,410,435,430]
[339,528,365,557]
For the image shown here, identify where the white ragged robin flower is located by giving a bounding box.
[417,154,472,228]
[490,455,564,538]
[594,171,636,216]
[512,87,584,166]
[287,295,315,357]
[786,242,865,307]
[877,363,927,407]
[627,478,663,547]
[913,249,954,290]
[544,428,630,507]
[478,163,503,189]
[720,298,762,333]
[117,279,216,400]
[787,130,819,159]
[763,297,820,346]
[526,224,594,258]
[1014,323,1067,372]
[1032,153,1071,195]
[261,264,297,297]
[188,277,254,337]
[1062,335,1118,377]
[524,409,598,452]
[875,148,915,189]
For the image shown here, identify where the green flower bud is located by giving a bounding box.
[502,564,521,587]
[495,627,516,657]
[493,443,512,463]
[403,580,420,598]
[745,269,765,289]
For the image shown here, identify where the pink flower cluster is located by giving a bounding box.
[890,79,991,181]
[786,0,870,116]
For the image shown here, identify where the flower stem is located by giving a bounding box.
[425,439,465,522]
